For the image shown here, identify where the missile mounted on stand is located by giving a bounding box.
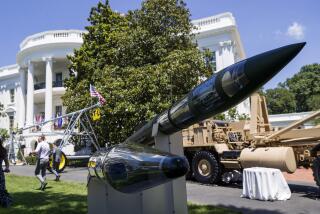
[88,43,306,193]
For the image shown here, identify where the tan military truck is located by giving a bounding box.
[183,94,320,186]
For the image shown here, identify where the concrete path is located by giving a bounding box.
[8,165,320,214]
[9,165,88,183]
[187,181,320,214]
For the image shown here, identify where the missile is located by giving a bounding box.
[88,43,305,193]
[126,42,306,145]
[88,143,189,193]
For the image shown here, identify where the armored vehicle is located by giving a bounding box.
[183,93,320,186]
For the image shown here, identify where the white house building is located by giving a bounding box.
[0,12,249,153]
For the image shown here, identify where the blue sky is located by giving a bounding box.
[0,0,319,89]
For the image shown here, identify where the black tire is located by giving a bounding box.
[312,156,320,187]
[184,155,193,180]
[192,150,221,184]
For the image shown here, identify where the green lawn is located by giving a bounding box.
[0,175,239,214]
[0,174,87,214]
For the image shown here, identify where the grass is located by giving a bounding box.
[188,203,240,214]
[0,174,87,214]
[0,175,239,214]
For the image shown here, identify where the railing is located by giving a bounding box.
[53,80,63,87]
[34,80,64,90]
[191,12,235,29]
[192,17,220,27]
[20,30,86,50]
[34,82,46,90]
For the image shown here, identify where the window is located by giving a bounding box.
[209,51,217,72]
[9,115,14,130]
[10,89,15,103]
[55,106,62,117]
[55,73,63,87]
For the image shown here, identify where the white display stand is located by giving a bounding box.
[242,167,291,201]
[87,131,188,214]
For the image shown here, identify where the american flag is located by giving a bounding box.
[90,84,106,105]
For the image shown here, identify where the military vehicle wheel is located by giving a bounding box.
[312,156,320,186]
[184,154,193,180]
[192,150,221,184]
[47,152,67,173]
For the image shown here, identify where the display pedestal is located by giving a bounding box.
[87,131,188,214]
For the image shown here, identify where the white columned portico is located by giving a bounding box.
[44,57,53,131]
[18,67,26,128]
[218,40,250,116]
[26,61,34,126]
[217,40,235,69]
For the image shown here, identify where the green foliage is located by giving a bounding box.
[188,203,240,214]
[265,87,296,114]
[25,156,37,165]
[0,128,9,139]
[238,113,250,120]
[307,94,320,111]
[226,107,238,121]
[202,48,216,73]
[63,0,210,144]
[225,107,249,121]
[263,63,320,114]
[213,113,226,121]
[285,63,320,112]
[213,108,249,121]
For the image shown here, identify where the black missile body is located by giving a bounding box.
[88,43,305,194]
[88,143,189,193]
[126,43,306,145]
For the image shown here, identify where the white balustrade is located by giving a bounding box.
[20,30,86,50]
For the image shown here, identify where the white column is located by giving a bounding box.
[44,58,53,131]
[217,40,235,70]
[18,67,26,128]
[218,40,250,116]
[26,61,34,126]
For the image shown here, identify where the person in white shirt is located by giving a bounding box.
[33,135,51,191]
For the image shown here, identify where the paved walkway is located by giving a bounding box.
[9,165,88,183]
[8,165,320,214]
[283,168,315,183]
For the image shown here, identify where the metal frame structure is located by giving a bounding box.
[7,103,101,164]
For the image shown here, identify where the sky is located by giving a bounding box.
[0,0,319,89]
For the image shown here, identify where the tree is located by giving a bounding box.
[63,0,210,144]
[265,87,296,114]
[285,63,320,112]
[307,94,320,111]
[0,128,9,140]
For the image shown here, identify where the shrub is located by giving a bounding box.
[25,156,37,165]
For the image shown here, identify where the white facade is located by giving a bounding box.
[192,12,250,116]
[0,13,249,152]
[269,111,315,129]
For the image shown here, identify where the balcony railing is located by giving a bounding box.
[34,82,46,90]
[34,80,64,90]
[20,30,86,51]
[53,80,63,87]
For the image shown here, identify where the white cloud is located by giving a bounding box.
[286,22,305,40]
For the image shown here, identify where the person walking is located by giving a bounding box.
[33,135,51,191]
[51,143,62,181]
[0,136,12,207]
